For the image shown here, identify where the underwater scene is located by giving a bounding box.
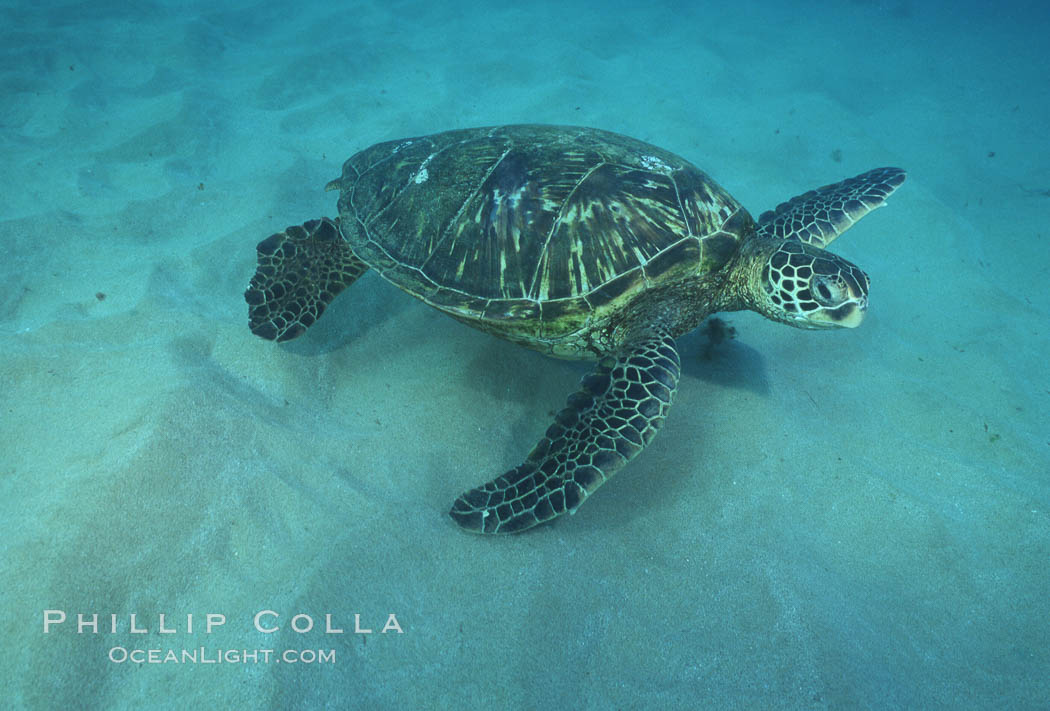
[2,0,1048,708]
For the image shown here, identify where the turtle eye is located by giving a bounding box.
[812,276,842,306]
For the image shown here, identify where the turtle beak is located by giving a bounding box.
[821,298,866,328]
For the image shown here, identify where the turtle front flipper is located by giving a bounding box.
[757,167,906,247]
[450,329,681,534]
[244,217,368,341]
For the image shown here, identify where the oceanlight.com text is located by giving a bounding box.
[108,646,336,664]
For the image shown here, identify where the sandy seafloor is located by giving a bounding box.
[2,0,1049,708]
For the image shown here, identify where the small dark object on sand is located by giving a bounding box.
[700,317,736,359]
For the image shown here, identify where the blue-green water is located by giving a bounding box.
[2,1,1048,708]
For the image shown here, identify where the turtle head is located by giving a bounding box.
[747,240,870,329]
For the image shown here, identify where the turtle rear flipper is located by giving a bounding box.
[245,217,368,341]
[449,328,681,534]
[757,167,906,247]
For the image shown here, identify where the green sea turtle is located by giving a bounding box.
[245,124,905,534]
